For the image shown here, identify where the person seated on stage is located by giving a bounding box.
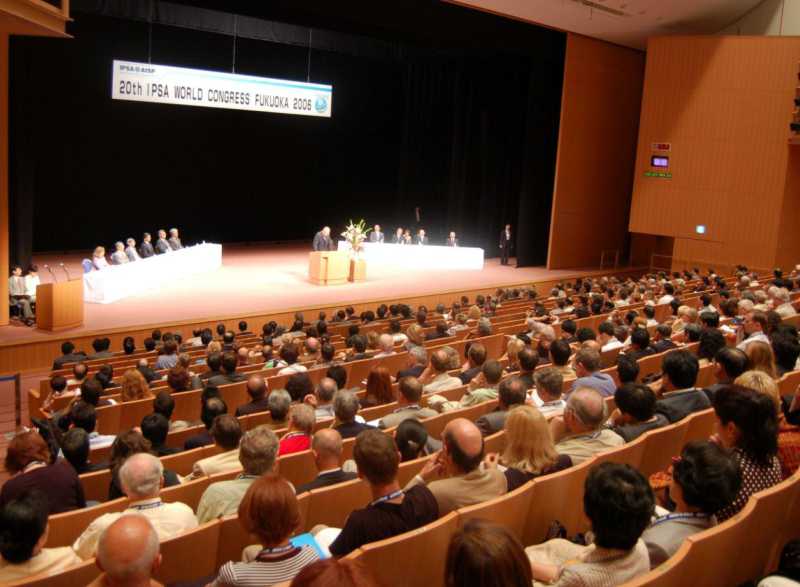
[139,232,155,258]
[312,226,333,251]
[154,229,170,254]
[91,246,109,270]
[415,229,429,245]
[123,237,141,262]
[184,397,228,450]
[446,231,458,247]
[0,490,83,583]
[402,229,413,244]
[24,266,39,304]
[369,224,384,243]
[392,227,404,244]
[168,228,183,250]
[9,265,34,324]
[110,241,129,265]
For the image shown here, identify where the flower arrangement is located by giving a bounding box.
[341,219,371,256]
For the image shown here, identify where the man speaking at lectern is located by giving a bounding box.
[313,226,334,251]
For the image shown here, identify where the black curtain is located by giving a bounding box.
[8,5,565,267]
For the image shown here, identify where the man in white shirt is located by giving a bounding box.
[277,344,308,376]
[9,265,34,321]
[189,414,242,479]
[531,366,567,417]
[737,310,770,351]
[774,288,797,318]
[125,238,142,262]
[550,388,624,464]
[73,453,197,559]
[657,283,675,305]
[373,334,396,358]
[24,266,40,302]
[597,321,624,353]
[420,349,463,394]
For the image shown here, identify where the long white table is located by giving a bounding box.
[83,243,222,304]
[337,241,484,270]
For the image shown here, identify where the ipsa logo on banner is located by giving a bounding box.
[314,95,329,113]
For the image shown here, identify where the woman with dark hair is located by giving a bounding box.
[0,431,84,514]
[286,372,315,403]
[107,430,179,500]
[697,329,726,364]
[167,366,192,393]
[395,419,436,462]
[445,519,532,587]
[122,336,136,355]
[360,367,394,408]
[642,441,741,567]
[214,474,320,586]
[712,385,782,521]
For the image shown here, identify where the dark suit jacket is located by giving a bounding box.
[459,366,482,385]
[312,231,333,251]
[139,241,155,258]
[236,398,270,417]
[475,408,509,437]
[154,445,181,457]
[155,239,171,254]
[415,236,429,245]
[296,469,358,494]
[53,352,87,370]
[207,372,247,387]
[397,364,425,380]
[334,421,375,439]
[369,232,384,243]
[625,347,657,362]
[445,238,458,247]
[499,230,513,249]
[652,340,678,353]
[184,430,213,450]
[655,388,711,423]
[200,369,223,381]
[137,365,158,383]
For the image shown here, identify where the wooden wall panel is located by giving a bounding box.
[546,33,645,269]
[0,33,8,326]
[776,148,800,271]
[629,36,800,272]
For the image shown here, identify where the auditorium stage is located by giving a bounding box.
[0,244,644,370]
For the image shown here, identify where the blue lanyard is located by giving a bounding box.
[650,512,709,527]
[370,490,403,507]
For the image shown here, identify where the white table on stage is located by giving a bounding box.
[83,243,223,304]
[337,241,484,270]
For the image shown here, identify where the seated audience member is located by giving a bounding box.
[154,339,179,370]
[458,343,487,384]
[0,431,85,515]
[52,341,87,370]
[166,366,193,394]
[598,321,623,353]
[517,347,540,390]
[616,354,640,385]
[208,351,247,386]
[315,343,337,368]
[108,430,180,500]
[503,338,525,373]
[746,340,778,379]
[80,378,117,408]
[361,366,395,408]
[140,413,179,457]
[0,490,82,582]
[333,391,374,439]
[190,415,243,478]
[549,339,576,380]
[344,335,369,362]
[421,349,463,393]
[713,385,782,521]
[532,367,567,417]
[136,358,158,384]
[279,404,314,456]
[152,390,188,432]
[67,361,89,387]
[494,405,572,491]
[454,359,503,408]
[304,377,337,421]
[652,324,678,353]
[551,388,624,464]
[278,343,309,375]
[88,337,113,360]
[772,331,800,378]
[379,376,437,429]
[625,328,656,362]
[526,463,653,585]
[235,375,270,417]
[396,418,441,461]
[445,519,533,587]
[642,441,741,568]
[608,383,669,442]
[697,329,726,366]
[65,400,116,451]
[404,418,507,515]
[404,324,426,350]
[197,426,279,523]
[396,346,428,380]
[73,453,198,559]
[267,389,292,430]
[88,515,161,587]
[774,288,797,318]
[61,428,108,474]
[705,346,749,401]
[286,372,315,403]
[475,376,527,436]
[296,429,357,493]
[560,319,578,343]
[201,352,224,382]
[325,430,439,557]
[185,397,228,450]
[375,333,397,356]
[120,369,153,403]
[654,350,710,423]
[569,348,616,397]
[738,310,770,351]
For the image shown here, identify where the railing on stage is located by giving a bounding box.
[337,241,484,270]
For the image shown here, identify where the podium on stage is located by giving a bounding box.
[36,280,84,331]
[308,251,350,285]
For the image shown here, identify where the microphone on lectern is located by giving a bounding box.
[43,264,58,282]
[60,263,72,281]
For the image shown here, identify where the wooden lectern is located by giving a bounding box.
[36,280,84,331]
[308,251,349,285]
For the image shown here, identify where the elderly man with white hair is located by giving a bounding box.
[110,242,129,265]
[124,238,142,262]
[774,288,797,318]
[73,453,197,559]
[87,515,161,587]
[374,333,396,358]
[167,228,183,250]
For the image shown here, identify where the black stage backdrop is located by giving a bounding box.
[9,0,565,267]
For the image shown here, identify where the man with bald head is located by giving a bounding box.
[305,376,338,420]
[550,387,623,464]
[420,349,462,393]
[88,515,162,587]
[304,337,320,361]
[73,453,197,559]
[296,429,357,493]
[405,418,507,515]
[235,374,269,417]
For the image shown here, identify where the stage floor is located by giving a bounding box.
[0,244,636,345]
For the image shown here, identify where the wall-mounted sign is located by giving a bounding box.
[651,142,671,151]
[650,156,669,168]
[644,171,672,178]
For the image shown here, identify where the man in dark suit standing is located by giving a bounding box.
[312,226,333,251]
[369,224,384,243]
[155,229,171,254]
[445,231,458,247]
[295,429,357,493]
[392,227,404,244]
[499,223,513,266]
[415,229,429,245]
[139,233,155,258]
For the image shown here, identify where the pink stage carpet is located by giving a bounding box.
[0,244,634,344]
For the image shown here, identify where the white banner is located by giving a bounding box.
[111,60,332,117]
